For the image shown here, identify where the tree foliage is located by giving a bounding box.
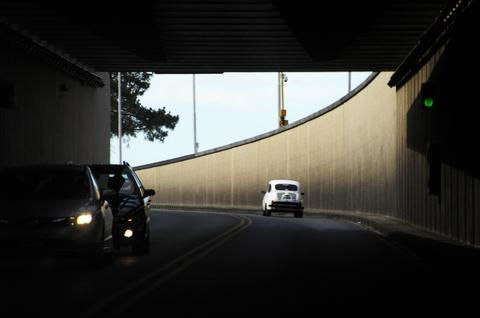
[110,72,179,142]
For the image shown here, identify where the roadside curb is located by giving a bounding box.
[303,210,480,261]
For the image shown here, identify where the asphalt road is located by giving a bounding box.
[2,210,478,317]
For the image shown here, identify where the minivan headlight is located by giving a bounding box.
[76,213,93,225]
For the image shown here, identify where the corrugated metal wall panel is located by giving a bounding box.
[0,35,110,167]
[395,44,479,244]
[474,179,480,245]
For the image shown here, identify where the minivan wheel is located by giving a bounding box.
[113,236,121,250]
[132,226,150,255]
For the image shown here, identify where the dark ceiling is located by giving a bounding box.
[0,0,448,73]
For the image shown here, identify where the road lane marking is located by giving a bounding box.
[81,214,252,318]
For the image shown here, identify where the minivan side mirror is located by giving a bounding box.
[261,190,266,194]
[144,189,156,197]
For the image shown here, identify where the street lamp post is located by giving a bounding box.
[348,71,352,93]
[277,72,281,128]
[193,74,198,154]
[278,72,288,127]
[118,72,122,164]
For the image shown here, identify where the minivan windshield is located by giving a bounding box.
[275,184,298,191]
[0,169,91,200]
[90,167,136,196]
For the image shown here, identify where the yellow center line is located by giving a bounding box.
[82,213,252,318]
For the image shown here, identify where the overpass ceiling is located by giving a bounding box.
[0,0,448,73]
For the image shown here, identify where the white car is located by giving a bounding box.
[261,180,304,218]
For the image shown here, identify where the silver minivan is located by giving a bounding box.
[0,165,114,266]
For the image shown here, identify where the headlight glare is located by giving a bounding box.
[76,213,93,225]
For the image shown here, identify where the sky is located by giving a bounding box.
[110,72,371,167]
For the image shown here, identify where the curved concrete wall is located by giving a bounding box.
[136,72,398,213]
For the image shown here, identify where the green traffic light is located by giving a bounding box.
[424,97,434,108]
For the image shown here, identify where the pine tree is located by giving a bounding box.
[110,72,179,142]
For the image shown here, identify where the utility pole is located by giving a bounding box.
[193,74,198,154]
[279,72,288,127]
[277,72,281,128]
[118,72,122,164]
[348,71,352,93]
